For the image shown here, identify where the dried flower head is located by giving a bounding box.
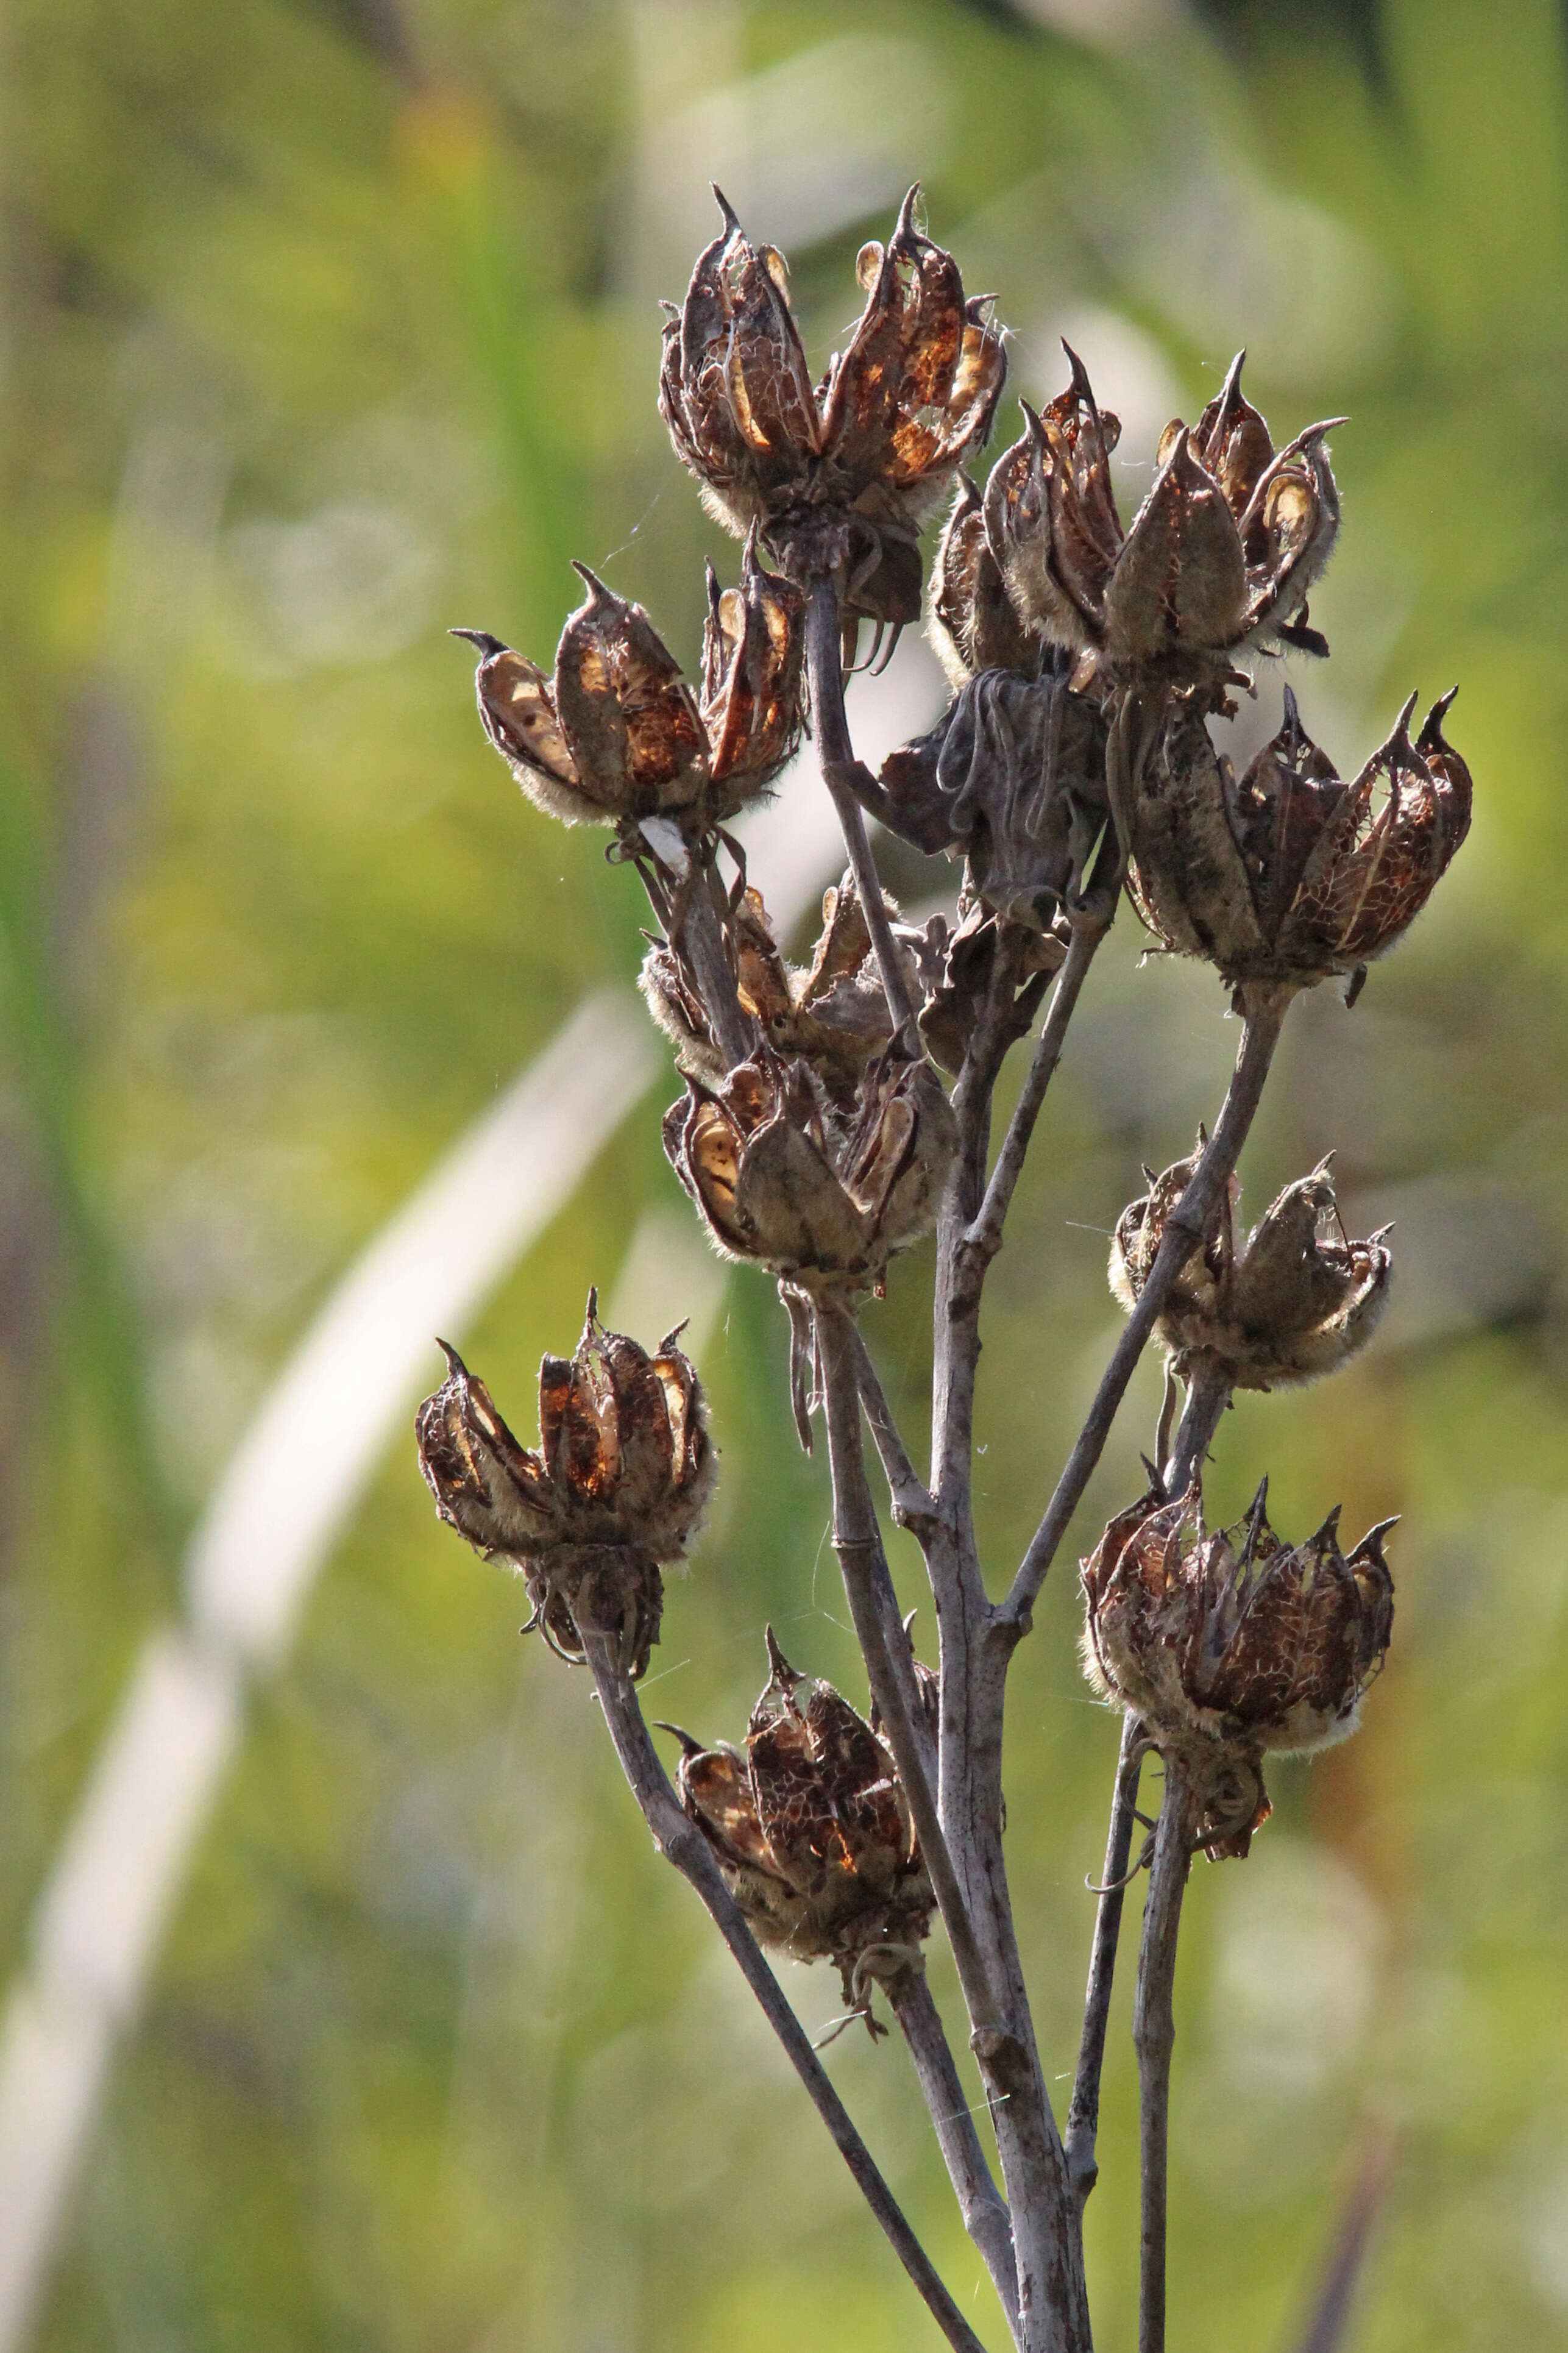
[662,1629,932,2013]
[456,546,802,833]
[660,187,1006,622]
[983,349,1339,685]
[1130,684,1472,993]
[1082,1478,1395,1849]
[414,1301,714,1679]
[662,1045,955,1295]
[1112,1146,1391,1389]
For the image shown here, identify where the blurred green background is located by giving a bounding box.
[3,0,1567,2346]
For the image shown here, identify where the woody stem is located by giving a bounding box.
[805,577,916,1033]
[1065,1713,1148,2207]
[1165,1362,1233,1495]
[575,1622,990,2353]
[1132,1750,1202,2353]
[814,1301,997,2033]
[890,1971,1020,2330]
[1001,983,1293,1627]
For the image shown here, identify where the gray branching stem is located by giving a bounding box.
[846,1321,937,1525]
[1132,1750,1202,2353]
[1065,1712,1148,2205]
[966,917,1109,1261]
[814,1301,999,2033]
[806,578,917,1033]
[1163,1362,1232,1496]
[1002,983,1292,1626]
[890,1970,1020,2329]
[576,1621,990,2353]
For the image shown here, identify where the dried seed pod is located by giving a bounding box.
[662,1045,956,1295]
[1082,1479,1394,1757]
[662,1630,933,2011]
[1111,1146,1391,1389]
[1081,1479,1396,1852]
[456,552,803,834]
[699,528,807,796]
[1130,684,1472,992]
[982,348,1339,685]
[414,1301,715,1679]
[928,472,1040,688]
[660,187,1006,622]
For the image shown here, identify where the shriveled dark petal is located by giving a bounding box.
[1282,689,1472,972]
[700,532,806,800]
[662,191,820,522]
[416,1345,559,1556]
[553,566,708,819]
[928,474,1038,687]
[1107,433,1247,664]
[1192,352,1276,519]
[937,669,1110,929]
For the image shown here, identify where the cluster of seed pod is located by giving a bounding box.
[419,179,1475,1969]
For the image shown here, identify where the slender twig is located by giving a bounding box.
[814,1302,1002,2036]
[1065,1713,1148,2206]
[576,1622,990,2353]
[890,1970,1020,2329]
[805,578,916,1032]
[846,1322,936,1525]
[1002,984,1293,1626]
[967,918,1109,1262]
[1132,1751,1202,2353]
[1163,1361,1232,1496]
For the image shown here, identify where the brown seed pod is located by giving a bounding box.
[414,1301,715,1679]
[456,550,803,834]
[659,187,1006,623]
[1129,683,1472,992]
[662,1045,956,1295]
[1111,1147,1391,1389]
[662,1630,934,2017]
[982,347,1340,686]
[1080,1478,1395,1851]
